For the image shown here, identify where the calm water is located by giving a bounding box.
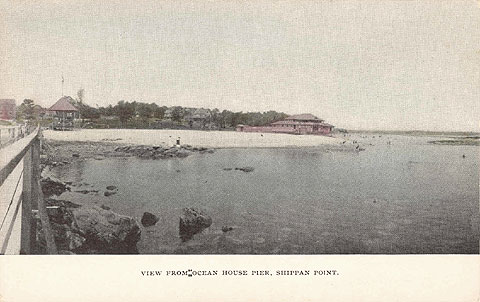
[51,135,479,254]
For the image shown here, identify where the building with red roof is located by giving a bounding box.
[236,113,334,135]
[47,96,79,130]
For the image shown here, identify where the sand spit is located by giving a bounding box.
[43,129,344,148]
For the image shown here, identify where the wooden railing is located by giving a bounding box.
[0,127,57,254]
[0,125,30,148]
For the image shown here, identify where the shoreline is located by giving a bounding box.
[42,128,347,149]
[39,131,354,254]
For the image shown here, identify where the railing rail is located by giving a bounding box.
[0,125,37,148]
[0,127,57,254]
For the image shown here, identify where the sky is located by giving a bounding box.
[0,0,479,131]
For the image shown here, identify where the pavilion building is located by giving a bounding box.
[236,114,334,135]
[47,96,79,130]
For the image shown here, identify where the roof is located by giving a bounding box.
[285,114,322,121]
[271,120,332,127]
[48,96,78,112]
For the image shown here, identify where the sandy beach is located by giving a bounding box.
[43,129,344,148]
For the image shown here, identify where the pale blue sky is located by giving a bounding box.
[1,0,479,131]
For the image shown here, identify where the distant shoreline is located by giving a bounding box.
[347,129,480,137]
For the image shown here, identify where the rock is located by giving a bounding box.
[38,217,85,253]
[41,177,69,197]
[179,208,212,241]
[141,212,159,227]
[45,204,76,226]
[58,250,76,255]
[106,185,117,191]
[221,226,234,233]
[46,199,81,209]
[100,205,111,210]
[46,206,62,217]
[66,230,86,250]
[72,153,80,158]
[235,166,255,173]
[75,189,98,194]
[104,191,116,197]
[113,144,212,160]
[37,199,141,254]
[223,168,233,171]
[176,149,191,158]
[73,206,141,254]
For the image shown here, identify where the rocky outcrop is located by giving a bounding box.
[40,177,70,197]
[35,201,141,254]
[141,212,159,227]
[179,208,212,241]
[73,206,141,254]
[35,199,83,254]
[113,145,214,160]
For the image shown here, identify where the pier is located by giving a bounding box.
[0,127,57,254]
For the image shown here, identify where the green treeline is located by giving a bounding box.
[16,95,289,130]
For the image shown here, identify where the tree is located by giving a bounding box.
[77,88,85,104]
[154,106,167,119]
[171,106,184,122]
[136,102,153,119]
[70,89,100,120]
[115,100,136,125]
[17,99,36,120]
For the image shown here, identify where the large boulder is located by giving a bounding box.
[72,206,141,254]
[141,212,159,227]
[179,208,212,241]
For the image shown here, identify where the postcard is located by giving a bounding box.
[0,0,479,301]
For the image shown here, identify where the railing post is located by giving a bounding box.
[30,137,40,251]
[31,137,40,212]
[21,145,33,254]
[20,132,41,254]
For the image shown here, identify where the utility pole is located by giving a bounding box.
[61,74,65,96]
